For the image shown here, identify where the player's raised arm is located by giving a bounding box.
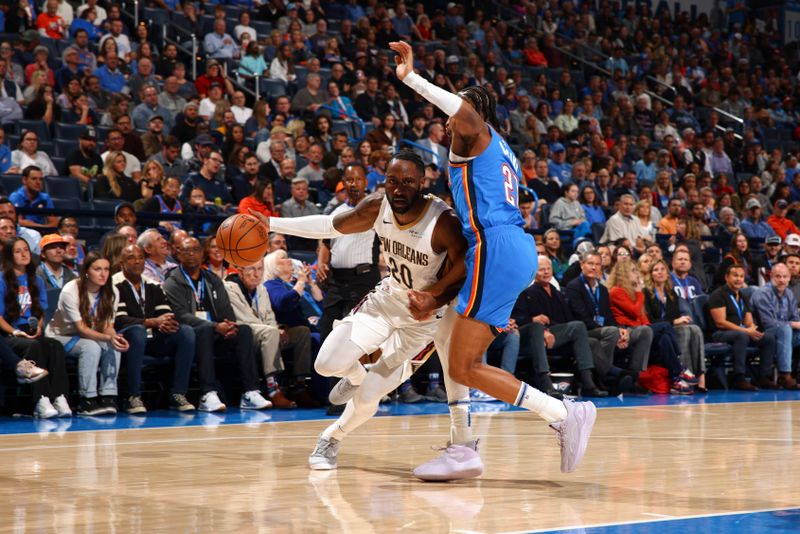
[390,41,486,142]
[248,193,383,238]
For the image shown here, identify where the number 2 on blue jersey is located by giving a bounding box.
[502,163,519,207]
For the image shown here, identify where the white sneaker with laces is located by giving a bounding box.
[53,395,72,417]
[550,398,597,473]
[16,359,48,384]
[34,396,58,419]
[413,440,484,481]
[240,390,272,410]
[328,378,359,406]
[309,435,341,470]
[199,391,227,412]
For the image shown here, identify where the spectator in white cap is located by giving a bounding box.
[784,234,800,256]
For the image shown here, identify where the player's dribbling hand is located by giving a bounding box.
[407,289,436,321]
[389,41,414,80]
[247,209,271,233]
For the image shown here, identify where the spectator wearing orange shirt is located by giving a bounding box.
[36,0,66,40]
[523,38,548,67]
[767,199,800,239]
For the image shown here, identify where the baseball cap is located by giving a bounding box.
[184,101,199,111]
[286,2,297,10]
[80,126,97,140]
[21,29,39,43]
[195,133,214,146]
[504,79,516,88]
[446,55,459,64]
[657,148,669,156]
[114,202,135,217]
[209,81,223,90]
[33,45,48,56]
[745,198,761,210]
[148,114,164,123]
[551,142,565,153]
[40,234,68,250]
[776,199,789,209]
[766,235,783,245]
[787,234,800,247]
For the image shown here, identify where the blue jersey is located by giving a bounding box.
[448,126,525,244]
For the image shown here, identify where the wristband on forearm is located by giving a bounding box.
[269,215,344,239]
[401,72,463,117]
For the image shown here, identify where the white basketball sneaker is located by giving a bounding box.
[328,378,359,406]
[413,440,484,481]
[550,398,597,473]
[199,391,227,412]
[240,390,272,410]
[309,435,341,470]
[34,396,58,419]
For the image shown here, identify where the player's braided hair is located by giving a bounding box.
[389,149,426,177]
[458,85,501,131]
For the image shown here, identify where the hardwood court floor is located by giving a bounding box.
[0,401,798,533]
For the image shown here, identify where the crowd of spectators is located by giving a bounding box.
[0,0,799,419]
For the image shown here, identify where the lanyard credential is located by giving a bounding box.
[729,292,745,326]
[181,267,204,306]
[654,287,667,319]
[127,280,145,312]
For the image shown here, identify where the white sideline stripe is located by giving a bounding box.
[490,505,800,534]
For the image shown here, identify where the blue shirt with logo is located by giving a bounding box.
[9,186,54,225]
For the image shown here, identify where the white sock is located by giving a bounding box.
[344,361,367,386]
[515,382,567,423]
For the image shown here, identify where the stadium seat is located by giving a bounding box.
[50,157,66,175]
[143,6,170,26]
[53,122,86,141]
[55,139,78,158]
[1,174,21,193]
[51,197,80,211]
[260,78,287,99]
[17,120,50,141]
[46,176,82,200]
[251,20,272,37]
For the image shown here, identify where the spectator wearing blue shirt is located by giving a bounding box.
[69,9,102,41]
[132,84,174,134]
[9,166,58,228]
[204,19,239,60]
[740,198,776,241]
[179,148,233,210]
[0,127,11,173]
[749,263,800,389]
[633,148,657,187]
[547,144,572,185]
[391,3,418,41]
[344,0,366,22]
[93,53,126,94]
[580,185,606,226]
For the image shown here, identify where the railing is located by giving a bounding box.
[399,139,440,169]
[161,23,199,81]
[317,104,367,143]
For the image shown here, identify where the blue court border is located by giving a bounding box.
[534,507,800,534]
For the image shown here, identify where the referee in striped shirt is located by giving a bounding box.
[316,164,380,342]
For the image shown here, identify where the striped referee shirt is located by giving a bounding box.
[329,203,378,269]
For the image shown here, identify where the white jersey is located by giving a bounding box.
[372,195,449,301]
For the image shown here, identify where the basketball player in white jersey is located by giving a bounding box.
[249,151,481,478]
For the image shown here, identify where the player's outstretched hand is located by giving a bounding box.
[407,289,436,321]
[247,209,271,233]
[389,41,414,80]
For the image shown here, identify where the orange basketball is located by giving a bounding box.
[216,214,270,267]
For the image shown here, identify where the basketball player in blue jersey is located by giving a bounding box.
[390,41,597,478]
